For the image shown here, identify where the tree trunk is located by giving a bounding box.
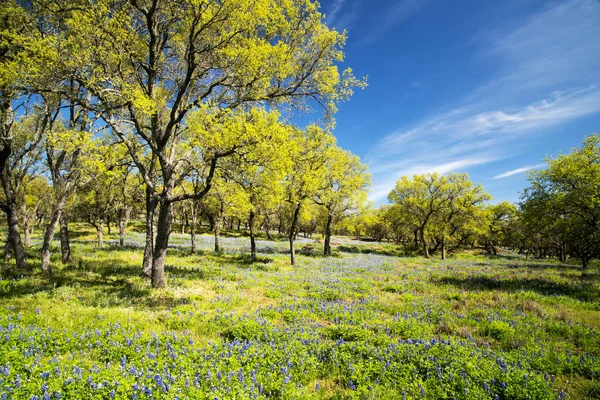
[265,226,272,241]
[119,206,130,247]
[289,203,301,266]
[96,223,103,247]
[237,219,241,232]
[60,213,72,264]
[5,204,27,269]
[106,215,111,235]
[249,210,257,262]
[151,199,173,288]
[41,202,64,276]
[582,257,588,270]
[441,232,446,260]
[143,188,157,278]
[23,225,31,248]
[214,216,222,252]
[324,212,333,256]
[190,207,196,254]
[420,228,430,258]
[3,233,12,262]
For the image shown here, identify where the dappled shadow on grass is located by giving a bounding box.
[0,266,196,310]
[433,275,600,303]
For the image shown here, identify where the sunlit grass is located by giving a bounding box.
[0,224,599,399]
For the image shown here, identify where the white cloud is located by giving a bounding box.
[370,157,497,201]
[492,164,546,180]
[365,0,600,203]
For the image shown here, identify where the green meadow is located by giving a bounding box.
[1,225,598,399]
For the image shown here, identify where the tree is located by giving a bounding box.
[19,175,51,248]
[1,1,59,270]
[284,126,334,265]
[388,173,490,258]
[40,107,96,274]
[433,174,491,259]
[313,147,370,256]
[388,173,449,258]
[480,201,518,256]
[56,0,364,287]
[223,112,292,261]
[521,134,600,268]
[201,178,250,253]
[0,107,47,270]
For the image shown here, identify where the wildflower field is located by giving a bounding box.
[1,227,599,399]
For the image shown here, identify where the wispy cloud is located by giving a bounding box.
[326,0,348,26]
[492,164,546,180]
[359,0,430,45]
[325,0,364,31]
[365,0,600,202]
[370,157,497,202]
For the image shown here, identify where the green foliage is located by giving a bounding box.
[521,134,600,267]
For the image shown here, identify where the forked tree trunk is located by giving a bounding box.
[289,203,301,266]
[324,212,333,256]
[249,210,257,262]
[60,213,72,264]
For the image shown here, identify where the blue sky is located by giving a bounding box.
[319,0,600,204]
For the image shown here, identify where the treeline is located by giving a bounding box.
[2,1,597,290]
[343,135,599,268]
[0,0,369,287]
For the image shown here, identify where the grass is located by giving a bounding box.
[0,224,599,399]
